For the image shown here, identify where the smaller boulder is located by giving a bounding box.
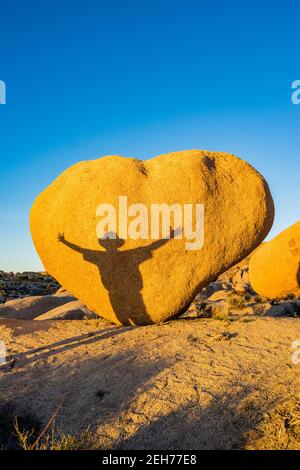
[198,282,226,299]
[208,290,233,302]
[35,300,99,320]
[0,294,75,320]
[54,287,75,298]
[252,302,272,316]
[249,222,300,299]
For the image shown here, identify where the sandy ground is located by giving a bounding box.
[1,316,300,449]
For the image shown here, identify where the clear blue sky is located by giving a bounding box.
[0,0,299,272]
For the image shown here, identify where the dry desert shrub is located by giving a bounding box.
[0,399,94,450]
[227,292,247,310]
[0,401,41,450]
[246,400,300,450]
[14,420,93,450]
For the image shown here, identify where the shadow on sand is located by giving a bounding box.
[0,329,281,450]
[113,382,274,450]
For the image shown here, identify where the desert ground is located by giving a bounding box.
[1,264,300,450]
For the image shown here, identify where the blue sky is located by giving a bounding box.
[0,0,299,271]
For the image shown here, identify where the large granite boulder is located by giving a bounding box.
[30,150,274,325]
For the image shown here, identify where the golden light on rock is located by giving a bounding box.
[30,150,274,325]
[250,221,300,299]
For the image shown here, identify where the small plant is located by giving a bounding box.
[0,398,92,450]
[227,292,246,310]
[187,334,200,344]
[14,420,92,450]
[213,331,238,342]
[252,303,270,316]
[282,292,296,301]
[212,308,229,321]
[0,402,41,450]
[253,294,270,303]
[11,399,94,450]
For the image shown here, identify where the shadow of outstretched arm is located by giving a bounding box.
[141,226,182,252]
[57,233,87,254]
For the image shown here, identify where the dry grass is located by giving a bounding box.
[247,401,300,450]
[0,401,94,450]
[14,420,93,450]
[10,397,300,450]
[0,402,41,450]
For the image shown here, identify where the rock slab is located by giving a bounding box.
[0,294,75,320]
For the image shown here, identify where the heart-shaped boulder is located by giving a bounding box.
[30,150,274,325]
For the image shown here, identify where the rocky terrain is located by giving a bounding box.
[0,259,300,449]
[185,260,300,321]
[0,259,300,322]
[0,271,59,303]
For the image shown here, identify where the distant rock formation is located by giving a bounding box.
[0,271,59,303]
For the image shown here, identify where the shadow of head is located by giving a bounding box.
[98,232,125,251]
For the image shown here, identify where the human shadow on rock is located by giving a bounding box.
[57,229,179,325]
